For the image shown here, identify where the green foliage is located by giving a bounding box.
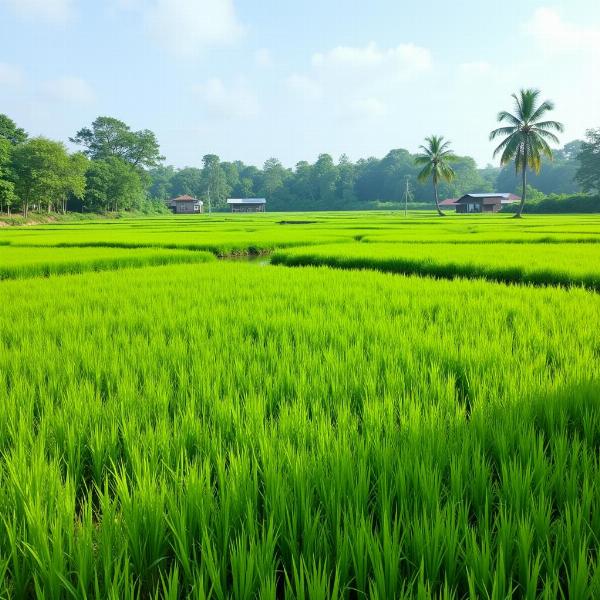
[415,135,458,215]
[503,193,600,214]
[84,157,145,212]
[202,154,231,210]
[490,89,564,217]
[496,140,582,195]
[71,116,164,169]
[11,137,80,217]
[0,113,27,145]
[576,128,600,193]
[0,138,17,213]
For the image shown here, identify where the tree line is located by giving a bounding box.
[0,110,599,216]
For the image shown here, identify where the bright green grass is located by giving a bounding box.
[1,213,600,253]
[1,262,599,598]
[272,241,600,289]
[0,245,214,280]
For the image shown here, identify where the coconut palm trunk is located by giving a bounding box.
[433,177,444,217]
[516,166,527,218]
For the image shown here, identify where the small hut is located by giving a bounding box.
[169,195,204,214]
[454,193,520,214]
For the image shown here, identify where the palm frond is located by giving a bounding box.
[529,100,555,123]
[519,88,541,120]
[414,155,432,166]
[492,131,520,158]
[533,120,564,133]
[498,135,522,167]
[490,126,518,141]
[414,135,456,185]
[490,88,561,182]
[496,111,521,127]
[417,164,432,183]
[532,128,561,146]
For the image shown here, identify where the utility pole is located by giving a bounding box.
[403,176,413,217]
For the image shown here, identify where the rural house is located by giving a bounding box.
[454,193,520,213]
[227,198,267,213]
[169,195,204,214]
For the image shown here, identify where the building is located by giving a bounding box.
[227,198,267,213]
[439,198,458,210]
[454,193,520,214]
[169,195,204,214]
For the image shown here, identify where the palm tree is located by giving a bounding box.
[415,135,457,217]
[490,88,563,218]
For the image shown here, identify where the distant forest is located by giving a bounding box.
[0,113,597,214]
[149,142,584,211]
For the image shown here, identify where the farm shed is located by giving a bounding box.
[227,198,267,213]
[455,193,520,214]
[169,195,204,214]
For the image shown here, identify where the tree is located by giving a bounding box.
[312,154,338,207]
[202,154,230,211]
[336,154,357,205]
[576,128,600,193]
[71,116,164,169]
[148,165,176,200]
[441,156,492,198]
[58,153,88,213]
[496,140,581,196]
[233,177,255,198]
[489,88,563,218]
[84,157,144,212]
[0,138,16,214]
[260,158,291,209]
[414,135,458,216]
[0,114,27,145]
[12,138,72,217]
[170,167,203,198]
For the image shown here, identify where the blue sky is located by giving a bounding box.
[1,0,599,168]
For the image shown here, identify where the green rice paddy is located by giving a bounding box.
[0,246,214,280]
[272,242,600,289]
[0,212,599,598]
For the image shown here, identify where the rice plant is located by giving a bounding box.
[0,260,599,598]
[272,241,600,289]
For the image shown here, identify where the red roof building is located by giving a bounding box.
[168,195,204,214]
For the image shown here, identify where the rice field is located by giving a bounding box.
[0,212,599,598]
[0,246,214,280]
[271,242,600,289]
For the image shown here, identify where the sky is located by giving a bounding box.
[1,0,599,169]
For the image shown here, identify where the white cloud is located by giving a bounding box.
[287,41,432,123]
[344,97,388,119]
[1,0,72,22]
[312,42,432,79]
[285,74,322,101]
[143,0,244,57]
[525,8,600,55]
[193,77,259,119]
[42,77,95,104]
[254,48,272,68]
[0,63,24,88]
[459,61,491,76]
